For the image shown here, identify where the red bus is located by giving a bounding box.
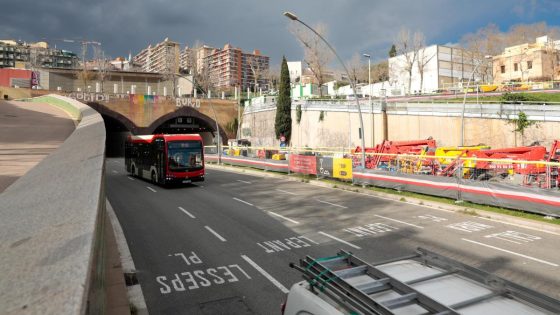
[125,134,204,185]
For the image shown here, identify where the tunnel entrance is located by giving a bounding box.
[102,115,131,157]
[151,116,217,146]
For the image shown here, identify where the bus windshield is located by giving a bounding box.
[167,141,203,171]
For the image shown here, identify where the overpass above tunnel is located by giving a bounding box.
[77,94,239,156]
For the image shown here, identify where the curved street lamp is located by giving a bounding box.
[283,11,367,169]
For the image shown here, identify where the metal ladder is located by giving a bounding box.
[290,248,560,315]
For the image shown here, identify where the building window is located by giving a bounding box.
[514,63,518,71]
[527,60,532,69]
[500,65,505,73]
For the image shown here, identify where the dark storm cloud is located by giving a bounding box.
[1,0,559,65]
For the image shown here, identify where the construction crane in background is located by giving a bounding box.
[43,38,103,91]
[42,38,102,67]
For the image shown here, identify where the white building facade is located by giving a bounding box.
[287,61,303,83]
[389,45,492,95]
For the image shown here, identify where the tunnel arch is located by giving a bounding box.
[87,102,137,133]
[147,106,228,144]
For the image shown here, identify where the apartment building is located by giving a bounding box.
[492,36,560,84]
[179,45,216,74]
[133,38,180,74]
[204,44,269,92]
[0,40,79,69]
[389,44,492,95]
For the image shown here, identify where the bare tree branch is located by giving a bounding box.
[289,22,333,97]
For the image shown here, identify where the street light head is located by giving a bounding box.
[363,54,371,58]
[283,11,298,21]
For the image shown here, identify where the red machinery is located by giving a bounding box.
[468,146,547,175]
[467,140,560,187]
[353,139,437,169]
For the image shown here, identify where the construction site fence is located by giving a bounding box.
[205,146,560,218]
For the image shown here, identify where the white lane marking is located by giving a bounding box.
[462,238,558,267]
[205,226,227,242]
[276,189,298,195]
[233,197,254,206]
[127,176,135,181]
[349,190,560,237]
[237,180,252,184]
[111,170,118,174]
[178,207,196,219]
[374,215,424,229]
[488,236,522,245]
[147,187,157,193]
[485,231,541,244]
[318,231,361,249]
[268,211,300,224]
[316,199,348,209]
[241,255,289,293]
[476,216,560,237]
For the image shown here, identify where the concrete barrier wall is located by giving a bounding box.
[242,101,560,149]
[0,95,107,314]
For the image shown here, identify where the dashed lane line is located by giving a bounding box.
[241,255,289,293]
[237,180,252,184]
[374,214,424,229]
[233,197,254,206]
[127,176,135,181]
[462,238,558,267]
[205,226,227,242]
[178,207,196,219]
[316,199,347,209]
[275,189,298,195]
[146,187,157,193]
[318,231,361,250]
[268,211,300,224]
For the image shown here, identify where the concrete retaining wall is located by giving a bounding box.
[242,101,560,149]
[0,95,107,314]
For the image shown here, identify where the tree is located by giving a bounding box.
[162,41,180,96]
[461,22,560,56]
[186,41,213,96]
[247,55,266,93]
[93,46,110,93]
[371,61,389,83]
[395,28,424,95]
[389,44,397,57]
[275,57,292,144]
[290,22,332,97]
[416,34,435,94]
[543,38,560,83]
[263,64,280,92]
[346,53,368,84]
[507,111,538,146]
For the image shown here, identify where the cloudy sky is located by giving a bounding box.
[2,0,560,66]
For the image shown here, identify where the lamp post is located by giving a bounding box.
[363,53,373,146]
[460,55,491,146]
[284,11,367,169]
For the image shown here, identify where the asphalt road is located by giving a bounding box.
[105,158,560,314]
